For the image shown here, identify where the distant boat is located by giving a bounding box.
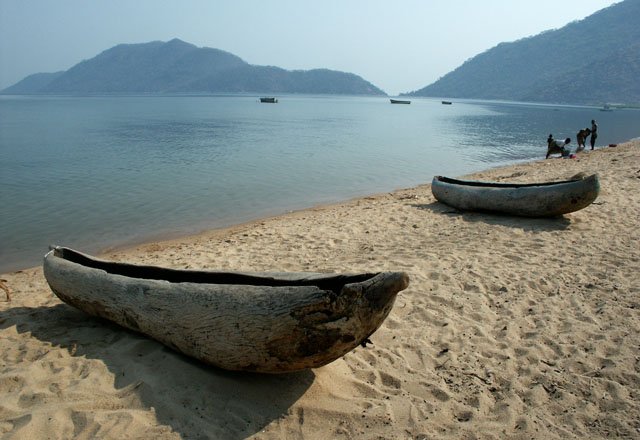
[441,101,452,105]
[599,104,613,112]
[390,99,411,104]
[260,97,278,103]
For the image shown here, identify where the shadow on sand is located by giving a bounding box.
[411,201,572,232]
[1,304,314,439]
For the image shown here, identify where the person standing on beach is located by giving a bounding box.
[590,119,598,150]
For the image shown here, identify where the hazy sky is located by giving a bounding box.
[0,0,619,94]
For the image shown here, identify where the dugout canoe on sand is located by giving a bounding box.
[43,246,409,373]
[431,173,600,217]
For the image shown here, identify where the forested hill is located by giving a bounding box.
[1,39,386,96]
[405,0,640,105]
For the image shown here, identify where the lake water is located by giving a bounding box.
[1,95,638,272]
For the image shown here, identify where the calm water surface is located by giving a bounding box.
[1,95,638,272]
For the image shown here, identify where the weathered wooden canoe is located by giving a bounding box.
[43,246,409,373]
[431,173,600,217]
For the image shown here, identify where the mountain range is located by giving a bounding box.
[3,0,639,104]
[404,0,640,105]
[1,39,385,96]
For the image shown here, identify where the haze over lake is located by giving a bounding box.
[1,94,638,272]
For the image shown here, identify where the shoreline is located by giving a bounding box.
[43,142,634,270]
[0,157,532,276]
[4,94,640,276]
[0,144,616,276]
[0,155,531,276]
[1,140,638,439]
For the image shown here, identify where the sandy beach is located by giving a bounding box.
[1,140,638,439]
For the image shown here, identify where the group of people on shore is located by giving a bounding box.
[546,119,598,159]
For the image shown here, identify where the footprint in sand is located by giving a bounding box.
[0,375,26,394]
[430,386,451,402]
[378,371,402,389]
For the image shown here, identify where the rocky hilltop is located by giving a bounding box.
[405,0,640,105]
[2,39,386,96]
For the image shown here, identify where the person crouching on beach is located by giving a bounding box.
[546,137,571,159]
[576,128,591,152]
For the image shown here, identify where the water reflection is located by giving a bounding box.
[0,95,638,271]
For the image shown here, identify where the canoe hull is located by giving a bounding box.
[431,174,600,217]
[43,247,409,373]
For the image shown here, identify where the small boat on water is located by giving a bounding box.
[431,174,600,217]
[441,101,452,105]
[599,104,613,112]
[260,97,278,103]
[390,99,411,104]
[43,246,409,373]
